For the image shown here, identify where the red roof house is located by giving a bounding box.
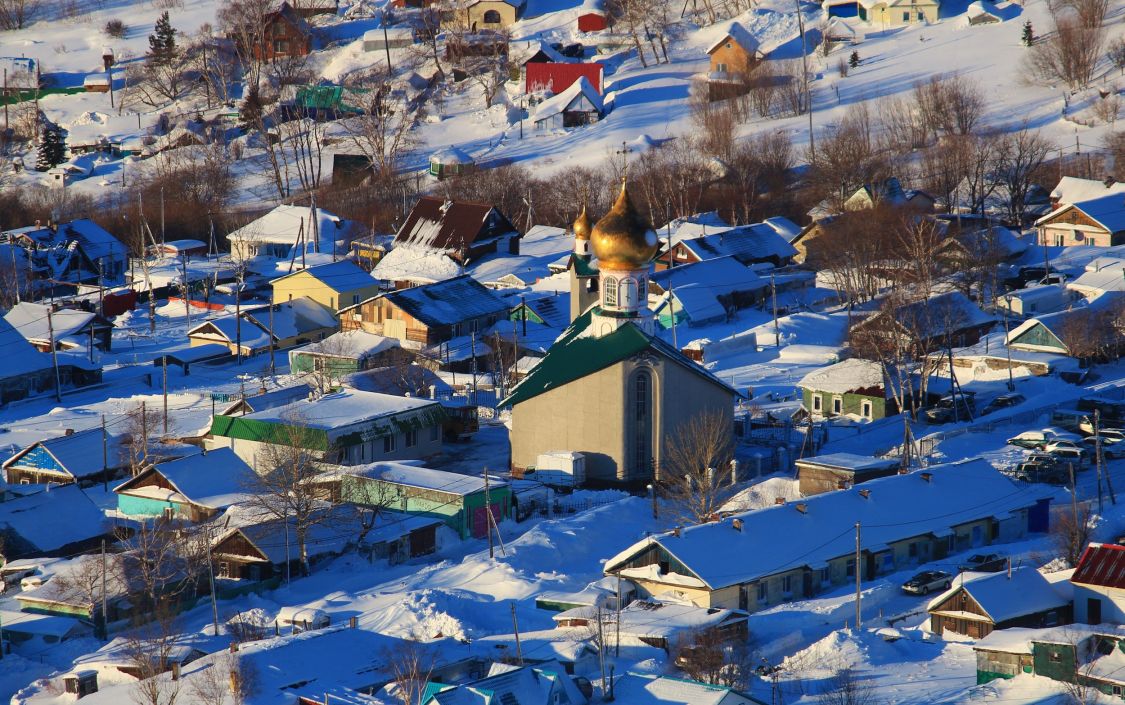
[577,0,608,31]
[525,62,604,95]
[1072,543,1125,625]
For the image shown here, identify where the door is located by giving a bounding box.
[1088,597,1103,625]
[383,318,407,341]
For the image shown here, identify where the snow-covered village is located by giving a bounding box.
[0,0,1123,701]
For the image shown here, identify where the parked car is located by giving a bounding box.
[981,393,1026,416]
[1038,273,1067,286]
[901,570,953,595]
[1044,439,1087,455]
[1083,434,1125,459]
[959,553,1007,573]
[1007,429,1079,450]
[1015,458,1068,484]
[925,393,977,424]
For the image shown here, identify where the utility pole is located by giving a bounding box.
[520,294,527,337]
[268,302,276,376]
[101,539,108,640]
[235,272,242,365]
[484,470,494,558]
[470,330,478,394]
[160,186,165,246]
[615,575,622,657]
[382,8,392,73]
[510,603,523,665]
[596,606,607,696]
[141,400,148,463]
[102,415,109,492]
[771,271,780,348]
[794,0,813,162]
[181,254,190,328]
[206,544,219,636]
[162,355,168,435]
[47,309,62,402]
[1096,409,1105,513]
[1069,463,1078,531]
[97,258,104,317]
[3,69,8,133]
[648,482,658,520]
[854,521,862,630]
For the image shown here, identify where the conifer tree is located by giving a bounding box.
[148,12,176,65]
[1021,20,1034,47]
[849,50,860,68]
[35,123,66,171]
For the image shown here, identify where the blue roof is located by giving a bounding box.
[272,260,377,293]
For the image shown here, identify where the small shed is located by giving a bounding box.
[428,146,476,180]
[154,239,208,258]
[577,0,608,31]
[82,75,110,93]
[362,27,415,51]
[966,1,1001,24]
[927,568,1072,639]
[533,77,604,131]
[795,453,901,496]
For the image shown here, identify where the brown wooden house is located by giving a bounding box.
[392,197,520,263]
[339,275,510,347]
[1035,194,1125,248]
[254,2,313,60]
[927,568,1071,639]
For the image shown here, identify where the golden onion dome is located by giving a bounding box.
[590,181,659,270]
[573,203,592,241]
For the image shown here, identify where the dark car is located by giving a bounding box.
[901,570,953,595]
[1003,266,1047,289]
[982,393,1026,416]
[559,42,584,57]
[1015,457,1068,484]
[959,553,1006,573]
[925,393,977,424]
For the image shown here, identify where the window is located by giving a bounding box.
[757,581,767,603]
[219,561,231,579]
[812,395,822,412]
[430,425,440,442]
[861,400,872,419]
[384,435,397,453]
[846,558,856,578]
[619,278,638,309]
[604,277,618,306]
[405,429,418,448]
[902,11,909,20]
[716,62,728,73]
[908,542,918,557]
[273,39,290,53]
[1049,651,1062,663]
[483,9,501,22]
[781,574,792,594]
[352,294,360,305]
[832,397,842,414]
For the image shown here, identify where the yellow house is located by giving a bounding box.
[271,260,382,314]
[446,0,523,31]
[858,0,939,25]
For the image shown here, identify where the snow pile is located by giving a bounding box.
[721,475,800,512]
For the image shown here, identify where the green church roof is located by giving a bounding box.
[499,308,739,408]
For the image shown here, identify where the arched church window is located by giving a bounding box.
[619,278,638,309]
[483,9,501,22]
[633,370,652,472]
[604,277,618,306]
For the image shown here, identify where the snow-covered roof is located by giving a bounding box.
[3,302,96,346]
[927,568,1069,623]
[610,673,759,705]
[467,225,571,286]
[533,76,603,122]
[508,40,566,65]
[271,259,377,294]
[1050,176,1125,204]
[966,1,1000,18]
[228,205,357,251]
[3,427,125,479]
[58,219,126,263]
[323,460,501,496]
[291,329,399,360]
[430,146,474,165]
[676,221,798,264]
[1037,193,1125,234]
[0,484,107,555]
[371,242,464,285]
[705,21,761,55]
[115,448,256,510]
[365,275,510,328]
[187,313,274,350]
[362,27,414,41]
[0,609,88,639]
[243,389,440,430]
[605,460,1051,591]
[221,384,312,415]
[1067,264,1125,299]
[795,452,900,472]
[392,197,517,257]
[0,318,55,378]
[556,599,744,639]
[798,358,884,394]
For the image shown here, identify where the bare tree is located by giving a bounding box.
[240,415,337,576]
[996,126,1055,227]
[1026,13,1104,91]
[0,0,40,29]
[690,91,737,162]
[343,66,424,186]
[673,630,755,690]
[216,0,273,89]
[50,553,124,637]
[277,118,327,194]
[386,638,438,705]
[1109,36,1125,76]
[661,410,737,524]
[123,518,208,613]
[1052,496,1093,567]
[818,668,879,705]
[125,605,186,705]
[188,651,258,705]
[912,74,984,139]
[120,402,167,475]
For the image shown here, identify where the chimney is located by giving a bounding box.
[858,489,871,499]
[673,526,682,537]
[774,497,786,505]
[794,503,808,514]
[732,518,743,532]
[64,428,75,436]
[920,472,933,483]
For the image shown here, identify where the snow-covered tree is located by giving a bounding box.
[35,123,65,171]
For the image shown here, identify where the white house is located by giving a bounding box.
[533,77,604,131]
[227,205,362,261]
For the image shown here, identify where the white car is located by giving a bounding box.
[1044,439,1086,455]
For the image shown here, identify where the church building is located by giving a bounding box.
[502,182,739,487]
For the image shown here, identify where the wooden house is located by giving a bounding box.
[706,21,761,80]
[457,0,524,30]
[525,62,604,94]
[657,217,800,269]
[850,291,997,355]
[974,624,1125,692]
[554,599,747,651]
[532,77,604,131]
[3,428,125,487]
[927,568,1071,639]
[798,358,898,421]
[649,256,768,329]
[113,449,256,523]
[339,275,510,348]
[187,297,338,356]
[288,329,406,378]
[0,484,111,561]
[254,2,313,60]
[1006,296,1125,360]
[381,197,521,279]
[313,461,510,539]
[271,260,381,313]
[0,316,102,405]
[795,453,901,496]
[1035,193,1125,248]
[207,389,445,468]
[603,460,1052,614]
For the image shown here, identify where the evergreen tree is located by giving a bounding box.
[35,124,66,171]
[849,50,860,68]
[239,88,263,133]
[1021,20,1034,47]
[148,12,176,65]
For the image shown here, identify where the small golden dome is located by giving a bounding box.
[590,181,658,270]
[573,203,592,241]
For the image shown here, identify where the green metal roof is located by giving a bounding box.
[294,85,367,113]
[499,308,739,408]
[209,415,330,451]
